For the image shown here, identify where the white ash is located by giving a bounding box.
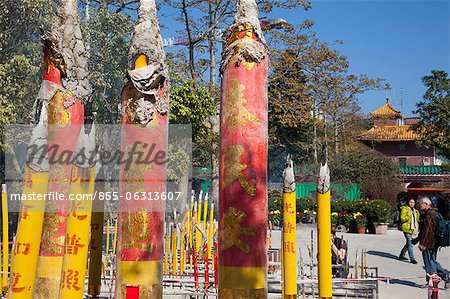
[54,0,92,102]
[220,0,268,74]
[318,162,331,194]
[283,156,295,193]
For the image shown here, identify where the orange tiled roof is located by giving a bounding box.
[371,99,402,118]
[359,125,419,141]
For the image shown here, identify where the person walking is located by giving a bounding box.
[399,198,420,264]
[416,197,450,286]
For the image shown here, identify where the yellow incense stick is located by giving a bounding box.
[2,184,8,293]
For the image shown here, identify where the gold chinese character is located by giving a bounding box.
[219,207,255,253]
[221,145,256,196]
[121,207,154,253]
[223,79,260,131]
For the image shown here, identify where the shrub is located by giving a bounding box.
[331,212,338,226]
[268,189,283,224]
[353,212,368,228]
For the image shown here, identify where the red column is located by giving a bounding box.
[115,1,169,298]
[34,36,84,298]
[218,1,269,297]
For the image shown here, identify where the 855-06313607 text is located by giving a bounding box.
[9,191,182,202]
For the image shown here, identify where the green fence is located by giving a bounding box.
[296,183,360,200]
[200,181,360,200]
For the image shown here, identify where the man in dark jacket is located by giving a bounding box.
[417,196,450,286]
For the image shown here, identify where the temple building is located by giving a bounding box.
[359,99,449,193]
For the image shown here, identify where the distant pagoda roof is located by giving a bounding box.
[359,125,419,141]
[370,98,402,118]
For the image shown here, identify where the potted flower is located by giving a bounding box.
[353,212,367,234]
[371,200,391,235]
[337,212,352,231]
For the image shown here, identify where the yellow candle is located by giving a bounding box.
[317,161,332,299]
[112,220,118,256]
[188,200,194,269]
[105,219,110,268]
[59,167,95,299]
[179,225,186,275]
[171,224,177,276]
[194,202,200,253]
[163,226,170,276]
[2,184,8,293]
[8,169,47,299]
[202,194,208,235]
[207,203,214,260]
[282,157,297,298]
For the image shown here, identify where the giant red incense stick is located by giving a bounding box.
[115,0,169,297]
[34,0,90,296]
[218,0,269,297]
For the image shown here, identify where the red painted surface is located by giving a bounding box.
[118,124,167,261]
[42,49,63,85]
[214,241,218,288]
[117,82,168,263]
[40,54,84,257]
[43,67,62,85]
[125,285,140,299]
[193,244,199,290]
[219,35,268,268]
[203,243,209,289]
[407,187,450,192]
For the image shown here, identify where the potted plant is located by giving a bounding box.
[331,212,338,232]
[353,212,367,234]
[371,200,391,235]
[337,212,353,231]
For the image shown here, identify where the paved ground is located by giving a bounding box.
[94,223,450,298]
[271,223,450,299]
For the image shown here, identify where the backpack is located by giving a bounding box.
[394,203,405,230]
[430,210,450,248]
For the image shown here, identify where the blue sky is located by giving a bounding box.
[269,0,449,116]
[157,0,449,117]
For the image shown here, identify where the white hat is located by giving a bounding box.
[419,197,432,205]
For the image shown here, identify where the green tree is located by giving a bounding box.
[82,8,134,123]
[0,0,56,124]
[0,0,57,181]
[412,70,450,159]
[330,144,403,204]
[268,22,389,169]
[169,81,218,166]
[161,0,311,201]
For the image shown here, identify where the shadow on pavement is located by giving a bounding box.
[385,278,423,289]
[366,250,401,261]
